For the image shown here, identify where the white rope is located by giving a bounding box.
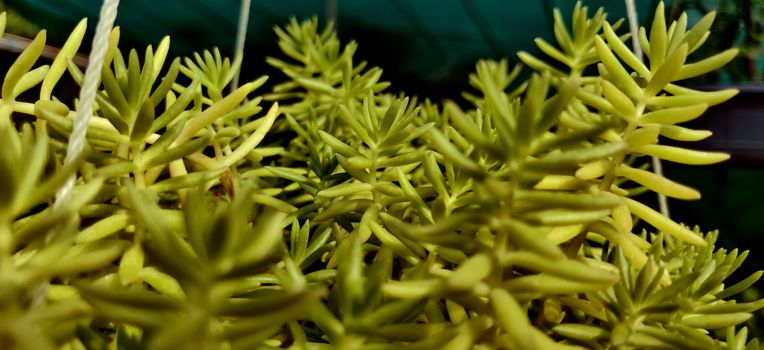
[230,0,252,92]
[625,0,670,218]
[54,0,120,210]
[326,0,337,29]
[34,0,120,308]
[625,0,644,62]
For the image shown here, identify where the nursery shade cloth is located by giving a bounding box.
[6,0,658,92]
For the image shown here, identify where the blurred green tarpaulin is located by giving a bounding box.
[5,0,658,95]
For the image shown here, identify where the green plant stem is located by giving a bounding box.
[0,103,13,130]
[601,102,645,190]
[370,149,380,204]
[134,169,146,188]
[11,101,34,115]
[566,102,644,257]
[0,220,13,272]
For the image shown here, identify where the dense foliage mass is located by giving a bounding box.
[0,2,762,349]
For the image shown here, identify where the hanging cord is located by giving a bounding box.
[326,0,337,31]
[54,0,120,211]
[34,0,120,308]
[625,0,644,62]
[625,0,671,218]
[230,0,251,92]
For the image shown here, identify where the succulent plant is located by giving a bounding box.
[0,2,761,349]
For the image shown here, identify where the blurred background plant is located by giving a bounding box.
[0,0,36,37]
[668,0,764,84]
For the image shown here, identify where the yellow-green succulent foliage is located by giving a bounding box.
[0,2,761,349]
